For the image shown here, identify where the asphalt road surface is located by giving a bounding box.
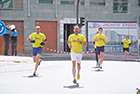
[0,56,140,94]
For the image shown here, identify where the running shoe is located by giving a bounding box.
[96,63,100,67]
[73,79,77,84]
[100,64,102,69]
[122,59,124,61]
[77,74,80,80]
[33,72,37,76]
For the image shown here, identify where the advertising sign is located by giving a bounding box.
[0,21,6,35]
[87,21,138,53]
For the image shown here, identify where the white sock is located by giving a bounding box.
[100,64,102,66]
[98,59,100,64]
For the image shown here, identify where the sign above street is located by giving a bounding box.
[0,21,6,35]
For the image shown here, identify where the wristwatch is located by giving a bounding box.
[80,41,82,44]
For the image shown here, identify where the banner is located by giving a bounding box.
[87,21,138,53]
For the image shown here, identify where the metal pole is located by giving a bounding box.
[55,0,58,18]
[76,0,80,25]
[27,0,30,17]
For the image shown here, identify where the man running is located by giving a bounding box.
[122,36,131,61]
[93,31,99,67]
[93,27,107,69]
[68,26,87,84]
[27,26,47,76]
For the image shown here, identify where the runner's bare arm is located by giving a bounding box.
[93,37,100,42]
[42,38,47,43]
[68,41,72,49]
[81,41,87,47]
[27,38,31,43]
[103,39,107,44]
[77,38,87,47]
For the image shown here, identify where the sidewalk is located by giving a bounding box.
[40,52,139,61]
[0,56,33,65]
[1,52,139,61]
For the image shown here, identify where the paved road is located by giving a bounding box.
[0,56,140,94]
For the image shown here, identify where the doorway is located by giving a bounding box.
[64,24,75,52]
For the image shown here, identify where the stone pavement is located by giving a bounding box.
[0,56,140,94]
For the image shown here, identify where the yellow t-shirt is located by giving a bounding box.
[122,39,131,48]
[93,34,107,47]
[68,34,86,53]
[29,32,46,48]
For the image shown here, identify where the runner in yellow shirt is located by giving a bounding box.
[27,26,47,76]
[68,25,87,84]
[93,27,107,69]
[122,36,131,61]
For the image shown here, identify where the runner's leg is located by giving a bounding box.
[123,50,127,60]
[72,60,76,79]
[95,49,98,63]
[33,56,36,63]
[34,54,41,73]
[77,63,81,74]
[100,52,104,64]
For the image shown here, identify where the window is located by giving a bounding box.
[0,0,13,10]
[80,0,84,5]
[113,0,128,13]
[39,0,53,4]
[0,0,23,10]
[138,0,140,6]
[90,0,105,6]
[61,0,74,5]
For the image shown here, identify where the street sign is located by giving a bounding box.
[0,21,6,35]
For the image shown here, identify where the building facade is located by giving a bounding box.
[0,0,140,54]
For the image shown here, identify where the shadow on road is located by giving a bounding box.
[22,75,42,78]
[92,67,98,68]
[94,69,104,72]
[91,67,104,72]
[91,69,104,72]
[63,83,84,89]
